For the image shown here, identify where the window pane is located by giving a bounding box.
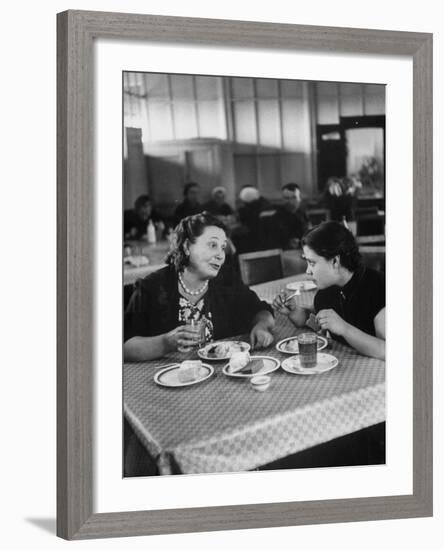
[257,100,281,148]
[144,73,170,99]
[281,80,305,98]
[364,84,386,115]
[231,77,254,100]
[233,101,257,144]
[147,101,174,140]
[316,82,339,124]
[195,76,220,101]
[339,83,364,117]
[197,101,226,139]
[170,74,195,101]
[172,101,198,139]
[256,78,279,98]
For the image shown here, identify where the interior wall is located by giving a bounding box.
[123,73,385,209]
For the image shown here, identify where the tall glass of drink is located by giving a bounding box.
[297,333,318,368]
[178,319,206,353]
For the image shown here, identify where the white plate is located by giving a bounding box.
[276,335,328,355]
[286,280,317,292]
[281,353,339,375]
[198,340,251,361]
[154,363,214,388]
[222,356,280,379]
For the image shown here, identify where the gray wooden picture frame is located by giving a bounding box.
[57,9,433,540]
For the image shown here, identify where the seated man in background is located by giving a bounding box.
[204,186,235,225]
[271,182,309,249]
[232,186,275,253]
[124,195,163,240]
[173,182,204,226]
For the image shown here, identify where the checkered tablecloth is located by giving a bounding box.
[124,303,385,475]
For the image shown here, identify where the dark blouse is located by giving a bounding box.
[313,266,385,344]
[124,265,273,342]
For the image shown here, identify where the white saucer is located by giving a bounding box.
[276,335,328,355]
[223,356,280,379]
[154,363,214,387]
[281,353,339,375]
[286,280,317,292]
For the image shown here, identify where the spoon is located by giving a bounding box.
[284,288,301,303]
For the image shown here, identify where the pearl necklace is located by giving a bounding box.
[178,272,208,296]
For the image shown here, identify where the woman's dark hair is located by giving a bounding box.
[282,182,301,193]
[183,181,199,197]
[302,221,362,272]
[165,212,227,272]
[134,194,151,209]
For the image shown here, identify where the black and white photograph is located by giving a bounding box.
[122,71,386,477]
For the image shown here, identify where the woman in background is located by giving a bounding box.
[124,212,275,361]
[273,221,385,359]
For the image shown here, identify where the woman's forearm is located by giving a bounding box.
[123,334,172,362]
[288,307,309,328]
[342,324,385,360]
[252,310,275,330]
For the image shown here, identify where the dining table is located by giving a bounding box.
[123,275,385,475]
[124,239,170,286]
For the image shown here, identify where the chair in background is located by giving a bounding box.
[306,208,330,227]
[359,246,386,273]
[238,249,284,286]
[356,209,385,237]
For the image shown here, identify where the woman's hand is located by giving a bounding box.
[249,323,274,349]
[164,325,200,352]
[272,291,308,328]
[272,290,295,316]
[316,309,348,337]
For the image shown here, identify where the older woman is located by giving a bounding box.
[274,221,385,359]
[124,212,275,361]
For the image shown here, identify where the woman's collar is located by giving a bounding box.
[341,266,365,295]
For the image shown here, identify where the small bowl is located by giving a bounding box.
[250,375,271,392]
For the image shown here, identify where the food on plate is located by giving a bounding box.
[178,360,203,383]
[228,351,250,373]
[283,339,299,353]
[228,352,265,375]
[240,358,265,375]
[204,341,247,359]
[206,342,231,358]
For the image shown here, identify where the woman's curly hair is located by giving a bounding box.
[302,221,362,272]
[165,212,227,272]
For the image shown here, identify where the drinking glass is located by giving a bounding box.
[297,332,318,368]
[178,319,206,353]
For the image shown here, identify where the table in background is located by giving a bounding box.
[124,249,309,287]
[251,273,316,308]
[124,312,385,475]
[124,240,169,286]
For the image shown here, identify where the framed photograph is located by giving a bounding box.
[57,10,432,540]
